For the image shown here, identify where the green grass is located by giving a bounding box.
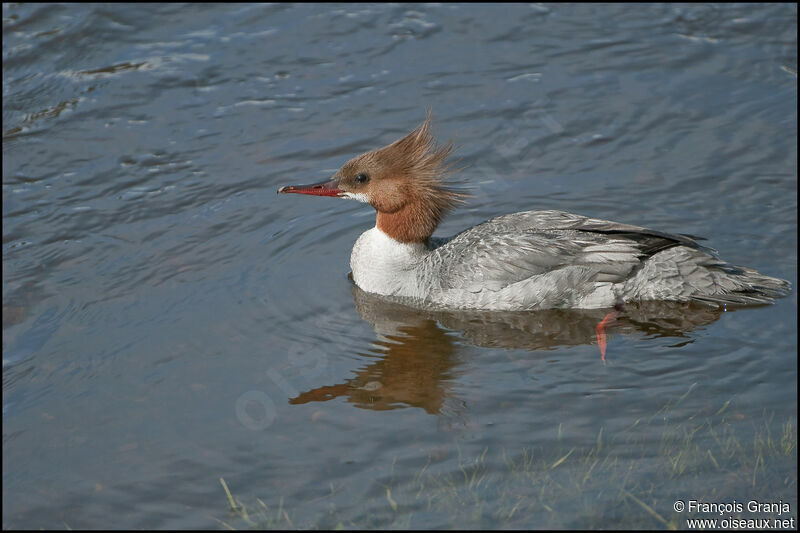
[217,392,797,529]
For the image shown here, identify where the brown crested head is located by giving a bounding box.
[332,112,468,243]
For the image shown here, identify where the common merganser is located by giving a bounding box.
[278,114,790,311]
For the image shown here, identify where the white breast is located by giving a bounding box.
[350,227,429,298]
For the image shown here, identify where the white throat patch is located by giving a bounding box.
[342,192,370,204]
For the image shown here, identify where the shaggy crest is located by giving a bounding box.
[366,112,468,243]
[379,111,465,204]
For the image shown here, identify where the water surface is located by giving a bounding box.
[3,3,796,529]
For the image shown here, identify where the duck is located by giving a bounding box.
[278,114,790,311]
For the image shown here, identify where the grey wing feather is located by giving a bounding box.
[429,210,696,292]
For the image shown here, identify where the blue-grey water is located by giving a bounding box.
[3,3,796,529]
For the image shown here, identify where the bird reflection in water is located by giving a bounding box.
[289,283,730,415]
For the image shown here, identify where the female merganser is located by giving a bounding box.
[278,115,790,311]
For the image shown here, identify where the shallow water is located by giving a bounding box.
[3,3,797,529]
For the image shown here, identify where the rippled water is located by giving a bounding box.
[3,3,796,529]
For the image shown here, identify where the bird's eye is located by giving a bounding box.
[355,173,369,184]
